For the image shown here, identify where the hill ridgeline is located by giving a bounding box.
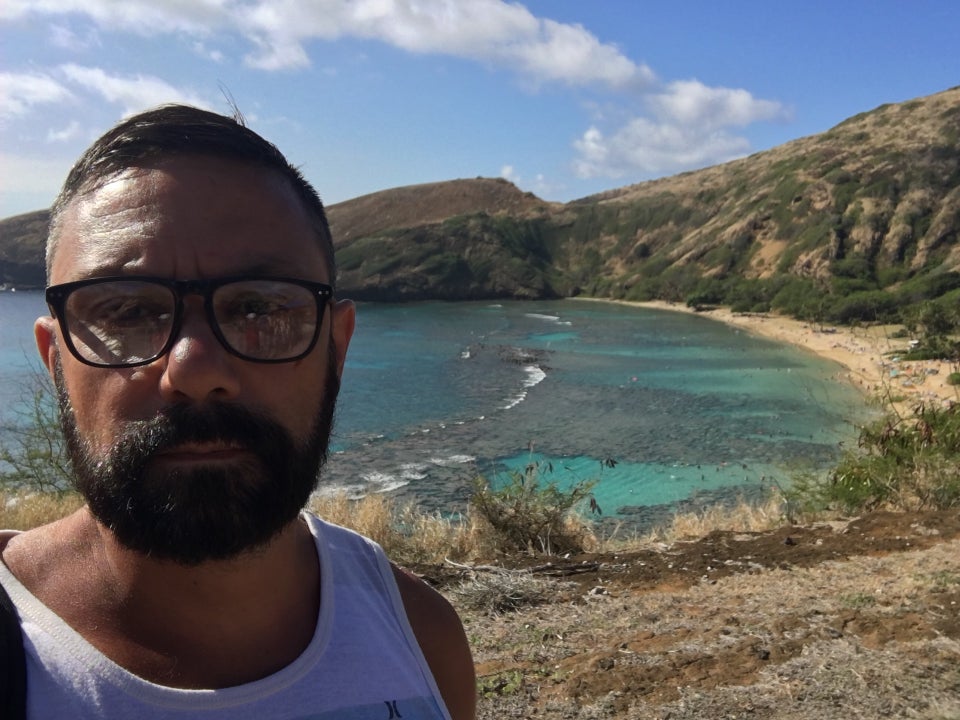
[3,86,959,323]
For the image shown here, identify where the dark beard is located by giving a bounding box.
[55,356,340,565]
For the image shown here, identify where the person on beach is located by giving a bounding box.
[0,105,476,719]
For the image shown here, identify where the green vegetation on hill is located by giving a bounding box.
[0,209,47,287]
[2,87,959,343]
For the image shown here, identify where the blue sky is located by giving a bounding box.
[1,1,958,219]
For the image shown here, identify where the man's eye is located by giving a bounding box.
[228,295,286,320]
[93,299,168,327]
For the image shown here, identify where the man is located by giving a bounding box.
[0,105,476,719]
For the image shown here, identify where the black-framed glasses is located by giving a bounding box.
[45,276,334,368]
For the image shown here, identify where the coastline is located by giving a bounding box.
[570,297,959,414]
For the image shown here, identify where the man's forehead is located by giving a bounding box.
[54,170,164,278]
[51,158,320,282]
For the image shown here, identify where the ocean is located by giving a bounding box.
[0,291,872,525]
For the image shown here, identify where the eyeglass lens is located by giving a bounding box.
[62,279,320,365]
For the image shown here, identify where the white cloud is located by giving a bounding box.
[506,17,653,90]
[652,79,789,129]
[327,0,654,88]
[192,41,225,63]
[49,23,101,51]
[0,71,74,121]
[572,79,789,180]
[4,0,653,88]
[46,120,82,143]
[2,2,789,191]
[500,164,520,183]
[1,0,225,36]
[573,119,753,179]
[243,28,311,70]
[58,64,210,116]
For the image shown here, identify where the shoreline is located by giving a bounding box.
[570,297,959,414]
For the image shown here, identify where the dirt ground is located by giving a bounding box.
[412,510,960,719]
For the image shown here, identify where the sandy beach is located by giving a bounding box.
[575,298,959,414]
[648,301,960,412]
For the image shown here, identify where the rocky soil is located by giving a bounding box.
[414,510,960,719]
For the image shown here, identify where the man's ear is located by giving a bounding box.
[330,299,355,378]
[35,315,59,382]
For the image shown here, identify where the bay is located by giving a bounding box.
[0,292,873,524]
[0,291,49,425]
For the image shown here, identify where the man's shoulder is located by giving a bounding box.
[303,512,387,558]
[0,530,20,553]
[391,565,460,625]
[0,511,92,592]
[391,565,476,720]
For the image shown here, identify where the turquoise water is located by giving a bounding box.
[0,292,873,523]
[0,292,48,430]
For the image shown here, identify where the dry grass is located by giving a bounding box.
[308,493,499,564]
[0,489,83,530]
[2,486,805,563]
[452,569,571,614]
[648,494,789,542]
[310,491,641,563]
[592,493,802,550]
[0,487,597,564]
[310,491,606,563]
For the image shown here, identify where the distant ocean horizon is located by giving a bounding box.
[0,291,874,527]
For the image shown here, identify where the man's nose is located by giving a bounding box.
[158,303,241,402]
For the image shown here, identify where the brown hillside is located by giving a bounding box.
[2,86,959,311]
[326,177,554,244]
[0,210,48,287]
[577,86,960,283]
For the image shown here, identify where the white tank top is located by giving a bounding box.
[0,515,452,719]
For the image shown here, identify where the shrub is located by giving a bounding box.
[0,374,71,493]
[770,277,821,318]
[789,403,960,513]
[827,290,899,324]
[307,492,484,564]
[470,462,596,555]
[948,372,960,386]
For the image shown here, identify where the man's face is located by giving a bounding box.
[36,156,355,564]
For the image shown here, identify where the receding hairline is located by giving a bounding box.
[47,155,335,284]
[45,104,336,285]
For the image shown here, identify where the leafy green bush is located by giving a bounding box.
[789,403,960,513]
[685,277,727,309]
[470,462,596,555]
[725,278,775,313]
[769,277,821,318]
[830,257,875,282]
[896,271,960,303]
[826,290,899,324]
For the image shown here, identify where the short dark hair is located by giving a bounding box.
[47,104,335,284]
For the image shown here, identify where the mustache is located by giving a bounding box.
[108,402,291,462]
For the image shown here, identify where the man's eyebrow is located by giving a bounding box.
[91,262,301,279]
[232,261,300,276]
